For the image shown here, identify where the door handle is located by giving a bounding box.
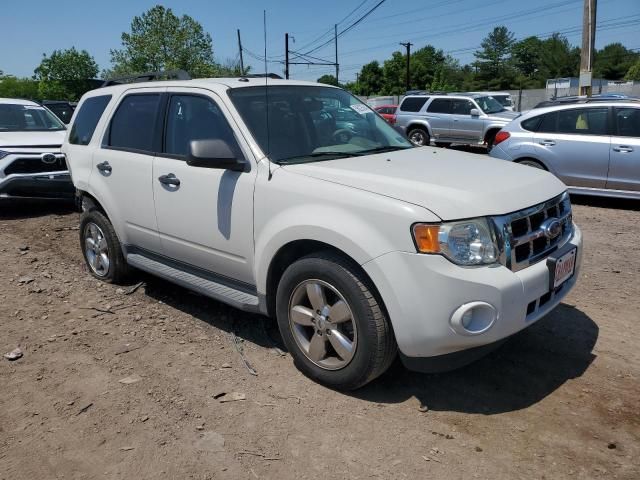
[539,140,556,146]
[96,161,112,174]
[158,173,181,187]
[613,145,633,153]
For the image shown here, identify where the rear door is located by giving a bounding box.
[607,106,640,192]
[90,88,165,253]
[425,98,452,140]
[449,99,483,142]
[532,106,610,188]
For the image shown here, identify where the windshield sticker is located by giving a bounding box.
[350,104,370,115]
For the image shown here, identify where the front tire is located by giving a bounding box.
[276,252,396,390]
[79,209,129,283]
[407,127,430,146]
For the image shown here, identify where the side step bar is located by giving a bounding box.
[126,253,260,313]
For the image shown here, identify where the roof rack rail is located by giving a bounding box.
[101,69,191,87]
[239,73,283,79]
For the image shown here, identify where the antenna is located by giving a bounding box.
[264,10,272,181]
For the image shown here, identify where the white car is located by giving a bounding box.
[0,98,71,199]
[63,77,582,390]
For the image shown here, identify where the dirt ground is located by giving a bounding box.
[0,196,638,480]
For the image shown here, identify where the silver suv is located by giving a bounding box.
[490,101,640,200]
[395,94,519,148]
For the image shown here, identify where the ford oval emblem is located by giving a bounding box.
[41,153,57,164]
[541,218,562,239]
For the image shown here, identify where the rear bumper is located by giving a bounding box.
[0,172,74,199]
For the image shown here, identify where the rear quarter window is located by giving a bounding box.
[521,116,542,132]
[69,95,112,145]
[399,97,429,112]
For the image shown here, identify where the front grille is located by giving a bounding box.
[4,156,67,175]
[494,192,573,272]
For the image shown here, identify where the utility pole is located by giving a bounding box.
[579,0,597,96]
[285,33,290,79]
[237,29,245,76]
[400,42,413,91]
[334,24,339,85]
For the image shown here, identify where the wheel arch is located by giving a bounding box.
[484,127,502,144]
[406,121,433,137]
[514,156,550,171]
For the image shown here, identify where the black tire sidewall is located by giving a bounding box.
[79,210,126,283]
[276,255,388,390]
[408,127,429,146]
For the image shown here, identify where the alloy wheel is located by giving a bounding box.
[84,222,110,277]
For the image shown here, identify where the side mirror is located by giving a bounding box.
[187,139,247,171]
[470,109,480,117]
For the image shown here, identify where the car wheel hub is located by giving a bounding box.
[84,222,110,277]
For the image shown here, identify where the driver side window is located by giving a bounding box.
[164,94,241,158]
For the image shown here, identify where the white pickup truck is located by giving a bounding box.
[63,77,582,390]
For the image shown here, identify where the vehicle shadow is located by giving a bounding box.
[141,275,281,351]
[570,194,640,211]
[0,199,75,220]
[352,304,598,414]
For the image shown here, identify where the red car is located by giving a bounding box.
[374,104,397,124]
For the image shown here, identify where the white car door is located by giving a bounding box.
[89,88,165,253]
[152,88,257,284]
[607,106,640,192]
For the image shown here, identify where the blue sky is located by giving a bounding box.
[3,0,639,82]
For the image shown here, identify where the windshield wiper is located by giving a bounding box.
[357,146,413,154]
[277,151,363,164]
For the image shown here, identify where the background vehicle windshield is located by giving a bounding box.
[475,96,505,114]
[493,95,512,107]
[229,85,412,164]
[0,104,66,131]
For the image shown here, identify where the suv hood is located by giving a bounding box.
[283,147,566,220]
[0,130,66,150]
[485,110,520,122]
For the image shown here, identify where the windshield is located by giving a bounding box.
[492,95,512,107]
[0,104,66,131]
[228,85,412,164]
[475,96,505,114]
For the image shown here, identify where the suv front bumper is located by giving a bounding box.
[362,224,582,370]
[0,152,73,199]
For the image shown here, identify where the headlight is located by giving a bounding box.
[412,218,498,266]
[0,150,9,160]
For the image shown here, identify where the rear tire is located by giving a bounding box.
[79,210,130,284]
[275,252,397,390]
[407,127,430,146]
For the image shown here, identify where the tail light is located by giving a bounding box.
[493,131,510,145]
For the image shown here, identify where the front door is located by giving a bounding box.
[607,106,640,192]
[152,89,257,284]
[425,98,452,140]
[449,99,483,142]
[532,106,610,188]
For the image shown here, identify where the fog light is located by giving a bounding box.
[450,302,497,336]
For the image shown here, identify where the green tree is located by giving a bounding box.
[357,61,384,95]
[625,59,640,81]
[382,51,407,95]
[594,43,640,80]
[474,26,516,88]
[0,75,40,100]
[109,5,220,78]
[538,33,580,80]
[33,47,98,101]
[317,74,339,86]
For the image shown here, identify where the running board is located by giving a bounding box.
[126,253,260,312]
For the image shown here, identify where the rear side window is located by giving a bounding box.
[614,107,640,137]
[400,97,429,112]
[427,99,451,114]
[521,116,542,132]
[557,108,608,135]
[538,112,558,133]
[107,94,162,152]
[69,95,111,145]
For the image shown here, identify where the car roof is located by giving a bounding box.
[464,91,510,96]
[403,93,477,100]
[519,101,640,119]
[81,77,336,99]
[0,97,41,106]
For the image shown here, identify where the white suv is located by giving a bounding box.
[63,77,582,389]
[0,98,71,199]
